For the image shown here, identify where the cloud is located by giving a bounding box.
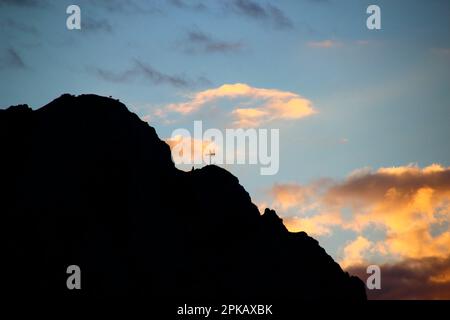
[165,135,220,165]
[0,18,38,35]
[265,163,450,298]
[168,0,292,30]
[340,236,375,269]
[324,164,450,261]
[159,83,315,127]
[269,182,328,211]
[226,0,293,30]
[307,40,372,49]
[83,17,113,33]
[92,59,209,88]
[0,0,42,7]
[431,48,450,57]
[168,0,187,7]
[265,3,293,29]
[307,40,341,48]
[1,48,26,69]
[355,40,370,46]
[283,212,342,237]
[181,30,243,54]
[347,256,450,299]
[168,0,207,11]
[269,164,450,251]
[86,0,160,14]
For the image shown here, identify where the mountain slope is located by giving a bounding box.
[0,94,366,299]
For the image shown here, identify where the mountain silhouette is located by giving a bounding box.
[1,94,366,299]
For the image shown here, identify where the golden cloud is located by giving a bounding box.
[283,212,342,237]
[307,40,341,48]
[165,135,219,165]
[269,183,315,211]
[266,164,450,268]
[158,83,316,127]
[340,236,374,269]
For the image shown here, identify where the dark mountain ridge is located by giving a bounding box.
[1,94,366,299]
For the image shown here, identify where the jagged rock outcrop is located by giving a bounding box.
[0,94,366,299]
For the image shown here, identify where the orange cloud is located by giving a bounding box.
[307,40,341,48]
[158,83,316,127]
[341,236,374,269]
[283,212,342,237]
[231,108,269,127]
[165,135,219,165]
[266,164,450,272]
[324,164,450,260]
[269,183,315,210]
[264,163,450,299]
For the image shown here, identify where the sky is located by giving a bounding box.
[1,0,450,299]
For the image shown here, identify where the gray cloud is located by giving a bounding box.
[232,0,266,18]
[168,0,184,7]
[83,17,113,33]
[1,48,26,69]
[0,18,38,35]
[182,30,243,54]
[0,0,42,7]
[168,0,206,11]
[347,256,450,299]
[85,0,160,14]
[266,4,293,29]
[226,0,293,29]
[168,0,293,30]
[92,59,210,88]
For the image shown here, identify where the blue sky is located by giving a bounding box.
[1,0,450,270]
